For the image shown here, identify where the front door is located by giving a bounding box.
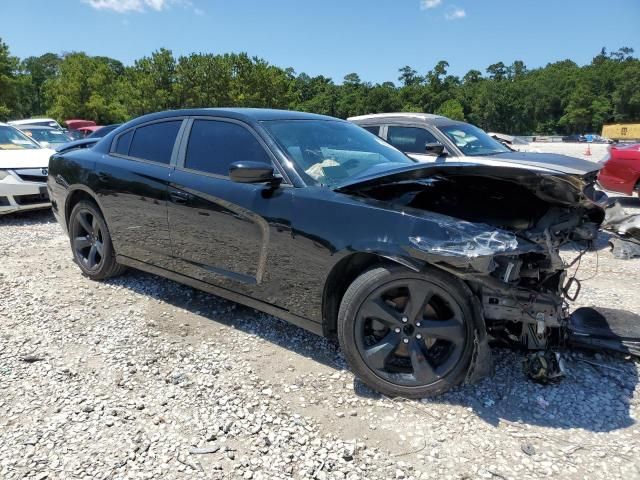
[385,125,445,163]
[167,118,293,302]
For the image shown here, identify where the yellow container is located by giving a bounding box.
[602,123,640,141]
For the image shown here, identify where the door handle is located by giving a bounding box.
[169,191,190,205]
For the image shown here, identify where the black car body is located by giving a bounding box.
[48,108,610,397]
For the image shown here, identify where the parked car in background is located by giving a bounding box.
[562,134,586,143]
[0,123,53,215]
[88,124,121,138]
[66,119,96,129]
[65,119,98,140]
[488,132,530,151]
[49,108,611,397]
[598,143,640,196]
[17,125,72,148]
[348,113,594,172]
[584,133,612,144]
[8,118,63,130]
[77,126,102,137]
[54,124,122,153]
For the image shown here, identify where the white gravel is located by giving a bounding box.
[1,200,639,480]
[522,142,610,162]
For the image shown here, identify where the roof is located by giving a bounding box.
[15,125,56,131]
[128,108,338,127]
[66,119,97,129]
[348,112,448,122]
[8,118,58,125]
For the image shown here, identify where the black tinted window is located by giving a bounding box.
[387,126,439,154]
[128,121,182,164]
[362,125,380,136]
[114,130,133,155]
[185,120,271,176]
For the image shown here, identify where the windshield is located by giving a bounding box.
[262,120,414,186]
[438,123,510,156]
[0,126,40,150]
[24,128,71,144]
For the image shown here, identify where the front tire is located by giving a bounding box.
[337,265,477,398]
[69,200,126,280]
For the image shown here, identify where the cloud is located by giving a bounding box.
[420,0,442,9]
[83,0,203,14]
[83,0,168,13]
[445,7,466,20]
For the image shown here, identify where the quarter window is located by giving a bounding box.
[114,129,134,155]
[362,125,380,136]
[387,126,439,154]
[127,121,182,164]
[184,120,271,176]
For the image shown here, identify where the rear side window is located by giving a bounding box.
[185,120,271,176]
[362,125,380,136]
[127,121,182,164]
[387,126,439,154]
[114,130,133,155]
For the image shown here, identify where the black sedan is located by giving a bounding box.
[48,108,607,397]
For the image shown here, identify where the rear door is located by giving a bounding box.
[167,117,294,302]
[95,119,186,269]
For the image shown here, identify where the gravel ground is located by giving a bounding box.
[1,197,639,480]
[522,142,610,162]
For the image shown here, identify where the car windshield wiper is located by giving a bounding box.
[468,151,507,157]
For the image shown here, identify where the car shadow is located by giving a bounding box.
[0,208,55,225]
[106,268,638,434]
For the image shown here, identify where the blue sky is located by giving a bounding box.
[4,0,639,84]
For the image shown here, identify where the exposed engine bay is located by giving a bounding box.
[340,165,618,352]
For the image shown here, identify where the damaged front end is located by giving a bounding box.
[338,163,609,353]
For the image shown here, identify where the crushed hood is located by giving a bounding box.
[406,152,601,176]
[335,162,603,208]
[0,148,54,169]
[456,152,600,176]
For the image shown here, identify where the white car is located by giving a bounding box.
[8,117,64,130]
[0,123,54,215]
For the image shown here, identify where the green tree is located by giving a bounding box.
[0,38,21,120]
[44,52,128,123]
[436,99,465,121]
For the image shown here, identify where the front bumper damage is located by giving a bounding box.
[340,163,640,383]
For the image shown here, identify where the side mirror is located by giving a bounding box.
[229,161,281,186]
[424,142,445,156]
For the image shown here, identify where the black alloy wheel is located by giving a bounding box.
[338,265,476,398]
[73,209,104,271]
[69,200,126,280]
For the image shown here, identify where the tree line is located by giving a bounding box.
[1,37,638,135]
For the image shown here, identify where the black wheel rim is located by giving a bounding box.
[354,278,466,388]
[73,210,104,270]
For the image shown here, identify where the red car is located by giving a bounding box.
[598,143,640,196]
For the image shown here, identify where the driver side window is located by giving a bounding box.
[386,126,439,154]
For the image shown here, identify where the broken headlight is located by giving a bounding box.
[409,226,519,258]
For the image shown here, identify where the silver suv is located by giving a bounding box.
[348,113,590,174]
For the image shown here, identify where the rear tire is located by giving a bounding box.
[337,265,476,398]
[69,200,126,280]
